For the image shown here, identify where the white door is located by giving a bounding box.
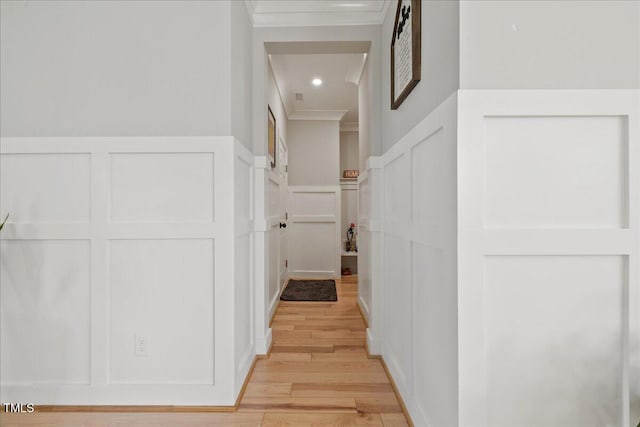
[278,137,289,292]
[288,186,341,278]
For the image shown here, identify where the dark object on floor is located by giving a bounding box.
[280,279,337,302]
[341,268,352,276]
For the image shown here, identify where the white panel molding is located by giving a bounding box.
[0,136,254,405]
[233,140,256,397]
[458,90,639,427]
[359,156,383,355]
[289,186,341,279]
[369,92,460,427]
[253,155,272,355]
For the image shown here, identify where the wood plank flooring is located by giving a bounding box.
[0,276,409,427]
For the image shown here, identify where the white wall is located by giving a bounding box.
[340,131,359,174]
[380,0,460,150]
[358,57,372,172]
[0,1,234,139]
[460,0,640,89]
[268,62,288,149]
[230,1,254,150]
[288,120,340,186]
[0,137,254,405]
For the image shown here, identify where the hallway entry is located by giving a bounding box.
[239,275,409,426]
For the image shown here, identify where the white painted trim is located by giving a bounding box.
[288,110,348,121]
[367,92,460,426]
[255,328,272,355]
[0,136,254,406]
[289,270,337,279]
[253,155,272,356]
[357,298,370,327]
[366,155,383,170]
[340,122,359,133]
[457,90,640,427]
[248,0,392,28]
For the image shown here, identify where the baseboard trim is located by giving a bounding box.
[364,350,414,427]
[257,338,274,359]
[269,277,290,327]
[35,405,236,413]
[36,355,262,414]
[256,328,273,355]
[356,299,369,328]
[233,355,258,409]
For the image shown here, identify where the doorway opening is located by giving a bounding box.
[263,41,369,321]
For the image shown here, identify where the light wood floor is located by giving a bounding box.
[0,275,409,427]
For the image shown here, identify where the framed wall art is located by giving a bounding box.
[391,0,421,110]
[267,105,276,169]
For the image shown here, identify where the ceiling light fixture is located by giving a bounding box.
[312,78,323,86]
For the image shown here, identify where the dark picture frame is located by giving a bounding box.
[391,0,421,110]
[267,105,276,169]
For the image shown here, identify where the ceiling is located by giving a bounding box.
[246,0,391,27]
[269,53,367,123]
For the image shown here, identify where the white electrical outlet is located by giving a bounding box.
[135,335,148,357]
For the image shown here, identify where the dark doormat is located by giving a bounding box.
[280,279,337,302]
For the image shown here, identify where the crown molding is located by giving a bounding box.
[246,0,391,28]
[288,110,348,121]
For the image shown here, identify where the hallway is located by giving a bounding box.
[238,275,409,425]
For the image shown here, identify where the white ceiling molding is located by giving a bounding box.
[246,0,391,27]
[340,122,359,132]
[288,110,348,121]
[244,0,256,26]
[346,53,368,86]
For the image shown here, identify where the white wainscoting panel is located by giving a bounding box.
[0,153,91,224]
[288,186,341,279]
[109,239,215,385]
[233,144,255,396]
[484,255,624,427]
[252,156,272,355]
[372,92,459,427]
[458,90,639,427]
[357,171,372,323]
[484,116,626,229]
[0,136,254,405]
[0,240,91,385]
[110,153,214,223]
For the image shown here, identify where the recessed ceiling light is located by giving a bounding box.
[312,78,323,86]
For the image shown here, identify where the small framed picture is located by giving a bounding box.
[267,106,277,169]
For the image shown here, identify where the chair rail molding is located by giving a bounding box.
[0,136,255,406]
